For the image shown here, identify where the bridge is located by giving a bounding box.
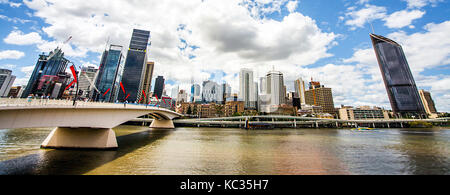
[165,115,449,129]
[0,98,182,149]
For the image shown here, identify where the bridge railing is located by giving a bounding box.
[0,98,159,110]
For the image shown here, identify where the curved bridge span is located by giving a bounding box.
[0,99,182,149]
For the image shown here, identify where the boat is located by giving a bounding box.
[352,127,375,131]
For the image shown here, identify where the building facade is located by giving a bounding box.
[294,78,306,105]
[153,76,165,99]
[239,69,257,109]
[419,90,438,118]
[370,33,425,118]
[78,66,98,99]
[0,69,16,97]
[7,86,23,98]
[22,48,69,98]
[339,106,390,120]
[94,45,125,102]
[305,82,335,115]
[141,62,154,104]
[118,29,151,102]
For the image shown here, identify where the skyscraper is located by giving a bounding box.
[294,78,306,105]
[419,90,438,117]
[239,69,257,109]
[0,69,16,97]
[78,66,98,99]
[370,33,425,117]
[202,80,221,103]
[141,62,154,104]
[117,29,151,102]
[266,70,285,106]
[153,76,165,99]
[191,84,201,103]
[22,48,69,98]
[94,45,125,102]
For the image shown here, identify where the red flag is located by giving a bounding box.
[103,88,111,97]
[120,82,126,94]
[64,65,78,91]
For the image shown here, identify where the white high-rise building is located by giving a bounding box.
[259,70,285,113]
[0,69,16,97]
[202,80,221,103]
[239,68,257,109]
[78,66,98,98]
[171,86,179,100]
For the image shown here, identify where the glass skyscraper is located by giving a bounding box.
[94,45,124,102]
[153,76,165,99]
[22,48,69,98]
[117,29,151,102]
[370,33,425,117]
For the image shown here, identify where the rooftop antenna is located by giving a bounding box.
[369,21,375,34]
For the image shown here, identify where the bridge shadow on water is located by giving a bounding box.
[0,129,173,175]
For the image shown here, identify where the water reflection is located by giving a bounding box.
[397,129,450,175]
[0,128,172,175]
[0,127,449,175]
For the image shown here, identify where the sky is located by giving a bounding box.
[0,0,449,111]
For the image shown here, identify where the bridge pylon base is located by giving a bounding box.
[41,127,118,150]
[150,119,175,129]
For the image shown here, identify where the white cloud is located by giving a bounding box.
[383,10,425,29]
[0,0,21,7]
[344,4,387,30]
[0,50,25,60]
[13,65,35,86]
[22,0,337,85]
[403,0,443,8]
[286,1,298,13]
[4,30,44,45]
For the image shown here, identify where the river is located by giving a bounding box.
[0,126,449,175]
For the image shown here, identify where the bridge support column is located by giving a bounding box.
[41,127,118,150]
[150,119,175,129]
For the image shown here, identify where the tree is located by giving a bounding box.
[186,106,192,115]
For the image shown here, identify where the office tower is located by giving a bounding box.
[260,77,267,94]
[305,81,335,114]
[419,90,437,116]
[294,78,306,104]
[221,83,231,104]
[0,69,16,97]
[78,66,98,99]
[22,48,69,98]
[141,62,154,104]
[370,33,425,117]
[171,86,179,99]
[118,29,151,102]
[191,84,201,103]
[239,68,257,109]
[177,89,188,103]
[153,76,165,99]
[202,80,220,103]
[94,45,125,102]
[266,70,285,106]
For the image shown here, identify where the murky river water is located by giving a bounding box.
[0,126,449,175]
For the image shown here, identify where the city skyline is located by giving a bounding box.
[0,0,449,111]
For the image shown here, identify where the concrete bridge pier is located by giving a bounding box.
[150,119,175,129]
[41,127,118,150]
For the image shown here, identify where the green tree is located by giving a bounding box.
[186,106,192,115]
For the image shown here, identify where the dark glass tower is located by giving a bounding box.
[22,48,69,98]
[117,29,151,102]
[94,45,124,102]
[370,33,425,118]
[153,76,165,99]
